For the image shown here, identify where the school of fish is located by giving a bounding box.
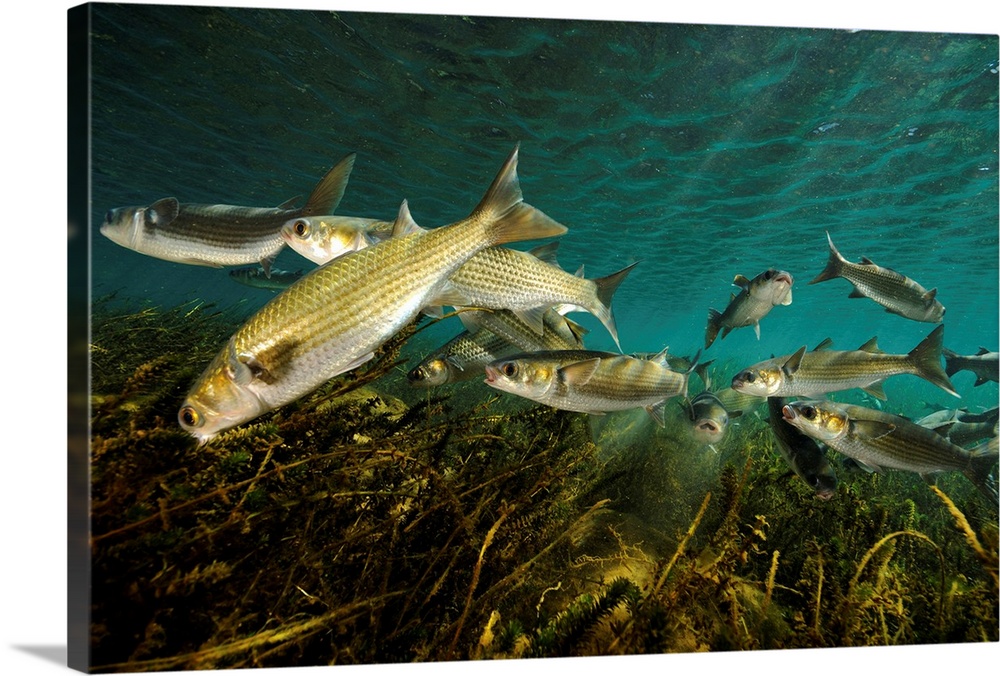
[102,143,998,506]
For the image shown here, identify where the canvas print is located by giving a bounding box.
[69,2,999,672]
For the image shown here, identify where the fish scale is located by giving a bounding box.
[731,325,959,399]
[484,349,691,424]
[408,308,587,387]
[782,400,998,504]
[809,231,945,323]
[459,308,585,353]
[283,205,635,348]
[179,145,568,443]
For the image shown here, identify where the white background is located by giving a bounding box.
[3,1,998,675]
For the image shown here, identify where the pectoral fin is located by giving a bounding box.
[781,346,807,376]
[147,197,180,227]
[850,419,896,441]
[860,381,887,400]
[236,352,271,385]
[645,400,667,427]
[513,307,546,335]
[557,358,602,387]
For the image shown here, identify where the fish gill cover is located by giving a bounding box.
[83,3,999,672]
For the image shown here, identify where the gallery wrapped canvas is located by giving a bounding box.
[67,1,998,673]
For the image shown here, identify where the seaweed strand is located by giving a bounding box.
[930,485,999,587]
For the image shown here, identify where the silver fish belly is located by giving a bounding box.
[809,231,945,323]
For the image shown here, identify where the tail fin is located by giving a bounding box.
[590,262,639,351]
[965,431,999,507]
[909,325,960,398]
[470,144,569,246]
[809,231,845,285]
[942,348,961,377]
[301,152,357,216]
[694,359,715,391]
[705,308,723,349]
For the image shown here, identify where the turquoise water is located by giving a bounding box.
[89,4,999,414]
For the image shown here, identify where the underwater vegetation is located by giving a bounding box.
[88,296,998,671]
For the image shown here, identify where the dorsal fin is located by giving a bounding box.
[813,337,834,351]
[650,346,671,366]
[527,241,561,268]
[301,152,356,216]
[858,337,881,353]
[390,200,422,237]
[861,381,887,400]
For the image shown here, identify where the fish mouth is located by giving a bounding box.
[483,365,499,385]
[815,488,835,501]
[774,272,793,286]
[697,420,720,434]
[781,404,797,422]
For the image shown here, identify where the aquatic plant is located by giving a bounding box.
[87,295,998,670]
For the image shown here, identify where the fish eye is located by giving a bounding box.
[292,219,310,237]
[763,270,774,279]
[104,210,113,224]
[801,405,816,419]
[501,362,517,377]
[179,406,202,428]
[743,371,755,383]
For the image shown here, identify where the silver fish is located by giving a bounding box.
[101,153,356,276]
[683,390,742,449]
[705,269,793,349]
[281,215,400,264]
[730,325,959,400]
[284,198,635,348]
[229,265,304,291]
[766,397,838,500]
[925,420,999,448]
[943,347,999,387]
[917,407,999,448]
[484,347,694,425]
[178,144,568,443]
[809,231,945,323]
[407,308,586,388]
[781,399,998,503]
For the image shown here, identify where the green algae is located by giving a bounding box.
[87,297,998,671]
